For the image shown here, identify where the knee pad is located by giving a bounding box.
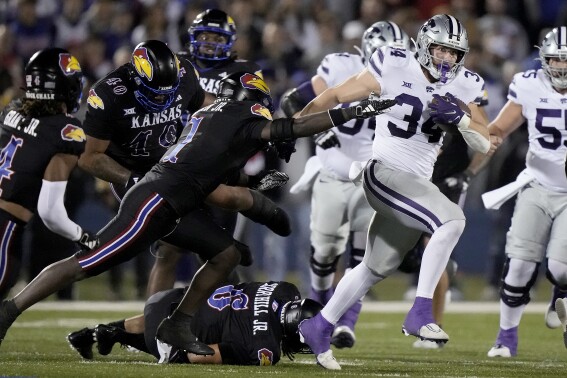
[500,257,539,307]
[310,246,341,277]
[546,259,567,291]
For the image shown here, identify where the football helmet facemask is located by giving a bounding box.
[361,21,411,61]
[217,71,274,113]
[539,26,567,89]
[24,47,84,113]
[280,298,323,359]
[415,14,469,84]
[130,40,180,113]
[188,8,237,61]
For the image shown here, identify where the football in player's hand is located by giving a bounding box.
[430,93,471,133]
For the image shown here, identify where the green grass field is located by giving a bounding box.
[1,300,566,378]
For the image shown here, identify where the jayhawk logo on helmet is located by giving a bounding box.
[240,73,270,95]
[61,124,86,142]
[87,89,104,109]
[251,103,272,120]
[59,54,82,76]
[132,47,153,81]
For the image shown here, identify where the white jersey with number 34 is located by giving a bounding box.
[367,46,485,179]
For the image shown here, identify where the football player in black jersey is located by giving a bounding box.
[77,40,289,297]
[147,9,269,296]
[0,71,395,356]
[0,48,97,298]
[68,281,321,366]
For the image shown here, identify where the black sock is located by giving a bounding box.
[108,319,126,330]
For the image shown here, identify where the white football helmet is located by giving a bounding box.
[415,14,469,83]
[539,26,567,89]
[360,21,411,61]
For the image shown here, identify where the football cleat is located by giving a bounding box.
[298,313,334,355]
[67,327,95,359]
[0,299,20,347]
[155,316,214,356]
[555,298,567,348]
[331,325,355,349]
[487,344,512,358]
[402,323,449,344]
[315,349,341,370]
[94,324,119,356]
[545,305,562,329]
[413,339,443,349]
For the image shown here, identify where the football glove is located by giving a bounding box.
[272,139,297,163]
[314,130,341,149]
[344,96,398,119]
[437,171,471,203]
[125,172,144,190]
[428,93,471,129]
[248,169,289,191]
[77,229,99,252]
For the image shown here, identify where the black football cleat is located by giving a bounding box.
[67,327,95,359]
[0,300,20,347]
[94,324,119,356]
[155,316,214,356]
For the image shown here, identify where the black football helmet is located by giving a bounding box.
[280,298,323,359]
[24,47,83,113]
[188,8,237,61]
[129,40,180,113]
[217,71,274,113]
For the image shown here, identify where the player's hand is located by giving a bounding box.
[344,95,398,119]
[438,171,471,200]
[314,130,341,149]
[272,139,297,163]
[125,172,144,190]
[488,134,502,156]
[77,230,99,252]
[428,93,471,129]
[248,169,289,191]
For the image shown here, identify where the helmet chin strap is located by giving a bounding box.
[437,62,451,84]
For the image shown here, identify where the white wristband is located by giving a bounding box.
[457,114,471,130]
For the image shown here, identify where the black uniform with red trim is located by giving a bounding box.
[73,98,271,275]
[144,281,301,365]
[82,56,205,198]
[144,98,272,216]
[0,101,85,210]
[0,100,85,296]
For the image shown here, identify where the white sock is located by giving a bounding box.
[321,263,383,324]
[415,220,465,298]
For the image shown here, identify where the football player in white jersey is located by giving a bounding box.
[296,14,490,370]
[486,26,567,358]
[281,21,410,350]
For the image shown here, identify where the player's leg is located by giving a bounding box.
[146,242,183,297]
[488,185,551,357]
[332,186,374,348]
[308,172,349,305]
[0,183,179,347]
[0,212,25,299]
[544,203,567,328]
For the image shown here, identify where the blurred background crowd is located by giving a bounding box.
[1,0,566,301]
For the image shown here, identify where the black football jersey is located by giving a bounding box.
[144,99,272,215]
[189,56,262,95]
[191,281,300,366]
[82,57,205,174]
[0,101,85,211]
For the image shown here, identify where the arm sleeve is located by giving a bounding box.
[37,180,82,241]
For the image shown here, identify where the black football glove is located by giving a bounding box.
[125,172,144,190]
[248,169,289,191]
[271,139,297,163]
[77,229,99,252]
[314,130,341,149]
[437,171,471,203]
[344,96,398,119]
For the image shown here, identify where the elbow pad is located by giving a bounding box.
[270,118,295,141]
[459,128,491,154]
[37,180,82,241]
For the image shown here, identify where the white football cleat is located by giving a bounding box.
[487,344,512,358]
[413,339,443,349]
[555,298,567,349]
[316,349,341,370]
[545,305,562,329]
[402,323,449,344]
